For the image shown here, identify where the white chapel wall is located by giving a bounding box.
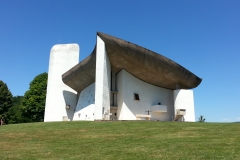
[72,82,95,121]
[117,69,174,121]
[116,70,124,119]
[44,44,79,122]
[174,89,195,122]
[94,36,111,120]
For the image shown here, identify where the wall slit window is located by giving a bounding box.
[134,93,140,101]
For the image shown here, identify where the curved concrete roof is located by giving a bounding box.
[62,32,202,92]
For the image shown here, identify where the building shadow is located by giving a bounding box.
[63,90,77,121]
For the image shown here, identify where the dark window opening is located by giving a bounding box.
[134,93,140,100]
[114,113,117,116]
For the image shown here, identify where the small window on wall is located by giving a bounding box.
[134,93,140,101]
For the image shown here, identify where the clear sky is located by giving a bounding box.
[1,0,239,122]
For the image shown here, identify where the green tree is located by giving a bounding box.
[20,73,48,122]
[0,80,13,122]
[7,96,23,124]
[198,115,206,122]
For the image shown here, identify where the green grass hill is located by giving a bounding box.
[0,121,239,159]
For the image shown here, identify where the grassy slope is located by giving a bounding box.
[0,121,239,160]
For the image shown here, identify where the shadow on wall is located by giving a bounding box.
[116,99,124,120]
[63,90,77,121]
[75,82,95,113]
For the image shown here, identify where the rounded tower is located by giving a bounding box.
[44,44,79,122]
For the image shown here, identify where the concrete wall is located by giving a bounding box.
[73,82,95,121]
[117,70,174,121]
[174,89,195,122]
[44,44,79,122]
[116,70,124,119]
[94,36,111,120]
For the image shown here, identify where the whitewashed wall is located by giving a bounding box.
[73,82,95,121]
[117,70,174,121]
[174,89,195,122]
[94,36,111,120]
[44,44,79,122]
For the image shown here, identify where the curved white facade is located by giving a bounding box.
[117,69,174,121]
[174,89,195,122]
[44,44,79,122]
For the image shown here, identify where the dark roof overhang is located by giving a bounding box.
[62,32,202,92]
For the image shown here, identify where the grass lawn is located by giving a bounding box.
[0,121,239,159]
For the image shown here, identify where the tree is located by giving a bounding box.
[20,73,48,122]
[0,80,13,122]
[198,115,206,122]
[7,96,23,124]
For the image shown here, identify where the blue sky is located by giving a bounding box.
[0,0,239,122]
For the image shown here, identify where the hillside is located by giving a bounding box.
[0,121,239,159]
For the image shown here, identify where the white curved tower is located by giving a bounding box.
[173,89,195,122]
[44,44,79,122]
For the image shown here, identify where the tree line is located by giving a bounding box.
[0,72,47,124]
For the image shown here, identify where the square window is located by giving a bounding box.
[134,93,140,100]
